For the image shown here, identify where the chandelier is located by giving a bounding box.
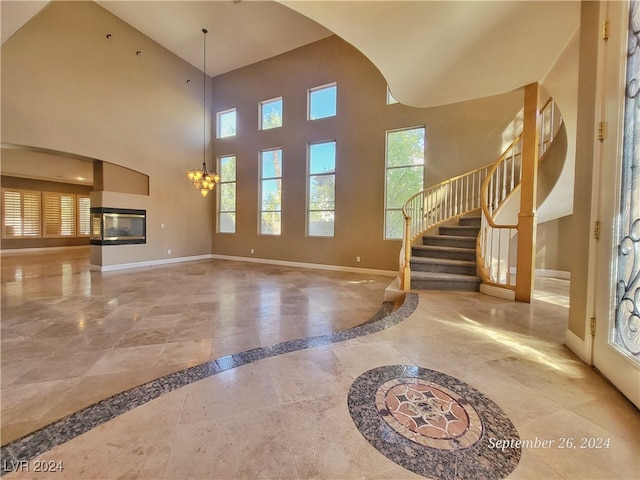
[186,28,220,197]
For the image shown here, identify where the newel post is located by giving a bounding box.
[402,216,412,291]
[515,82,540,302]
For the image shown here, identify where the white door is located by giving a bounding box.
[593,0,640,409]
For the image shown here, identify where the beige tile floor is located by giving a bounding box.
[2,249,639,479]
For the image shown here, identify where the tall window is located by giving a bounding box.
[385,126,425,239]
[260,148,282,235]
[218,155,237,233]
[77,195,91,236]
[2,189,41,237]
[260,97,283,130]
[308,83,337,120]
[308,141,336,237]
[217,108,237,138]
[43,192,75,237]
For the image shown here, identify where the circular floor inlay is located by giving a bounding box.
[348,365,521,480]
[375,378,482,450]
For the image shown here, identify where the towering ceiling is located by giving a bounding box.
[2,1,580,107]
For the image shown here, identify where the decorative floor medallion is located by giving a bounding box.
[376,378,482,450]
[349,365,521,480]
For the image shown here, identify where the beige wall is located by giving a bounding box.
[536,215,573,273]
[210,36,522,271]
[1,1,214,266]
[94,162,149,196]
[2,2,528,272]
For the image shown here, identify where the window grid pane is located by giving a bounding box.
[385,127,425,239]
[308,141,336,237]
[218,155,236,234]
[260,98,283,130]
[217,109,237,138]
[260,149,282,235]
[309,84,337,120]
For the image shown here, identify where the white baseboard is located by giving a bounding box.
[384,276,406,303]
[92,254,212,272]
[210,254,397,277]
[479,283,516,300]
[564,328,593,364]
[93,253,398,276]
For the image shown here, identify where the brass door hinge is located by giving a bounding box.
[598,121,607,141]
[594,220,601,240]
[602,20,609,40]
[590,316,596,336]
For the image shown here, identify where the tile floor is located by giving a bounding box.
[1,248,639,479]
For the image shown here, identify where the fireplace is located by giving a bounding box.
[90,208,146,245]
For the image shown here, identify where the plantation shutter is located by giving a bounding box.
[43,192,76,237]
[2,189,41,237]
[77,196,90,236]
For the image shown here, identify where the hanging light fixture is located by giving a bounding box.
[186,28,220,198]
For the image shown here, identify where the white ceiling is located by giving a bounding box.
[1,0,333,77]
[95,1,333,77]
[283,1,580,107]
[1,0,580,185]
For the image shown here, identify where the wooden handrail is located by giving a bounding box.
[477,97,563,290]
[400,96,563,292]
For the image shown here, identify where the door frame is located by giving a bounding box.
[591,0,640,408]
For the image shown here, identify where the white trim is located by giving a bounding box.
[92,254,212,272]
[1,245,89,255]
[479,283,516,300]
[211,254,397,276]
[384,276,406,303]
[565,328,593,365]
[90,253,397,276]
[535,269,570,280]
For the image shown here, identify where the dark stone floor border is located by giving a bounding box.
[0,293,419,474]
[348,365,521,480]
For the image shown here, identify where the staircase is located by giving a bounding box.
[409,214,481,291]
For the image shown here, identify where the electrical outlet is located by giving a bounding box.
[251,248,255,254]
[356,256,361,262]
[167,249,172,255]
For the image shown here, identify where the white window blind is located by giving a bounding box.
[2,189,41,238]
[77,196,91,236]
[43,192,76,237]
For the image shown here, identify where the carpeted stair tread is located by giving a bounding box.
[409,212,482,292]
[439,226,481,237]
[458,216,482,226]
[413,244,475,254]
[410,271,481,291]
[410,254,477,275]
[410,257,476,267]
[424,234,477,241]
